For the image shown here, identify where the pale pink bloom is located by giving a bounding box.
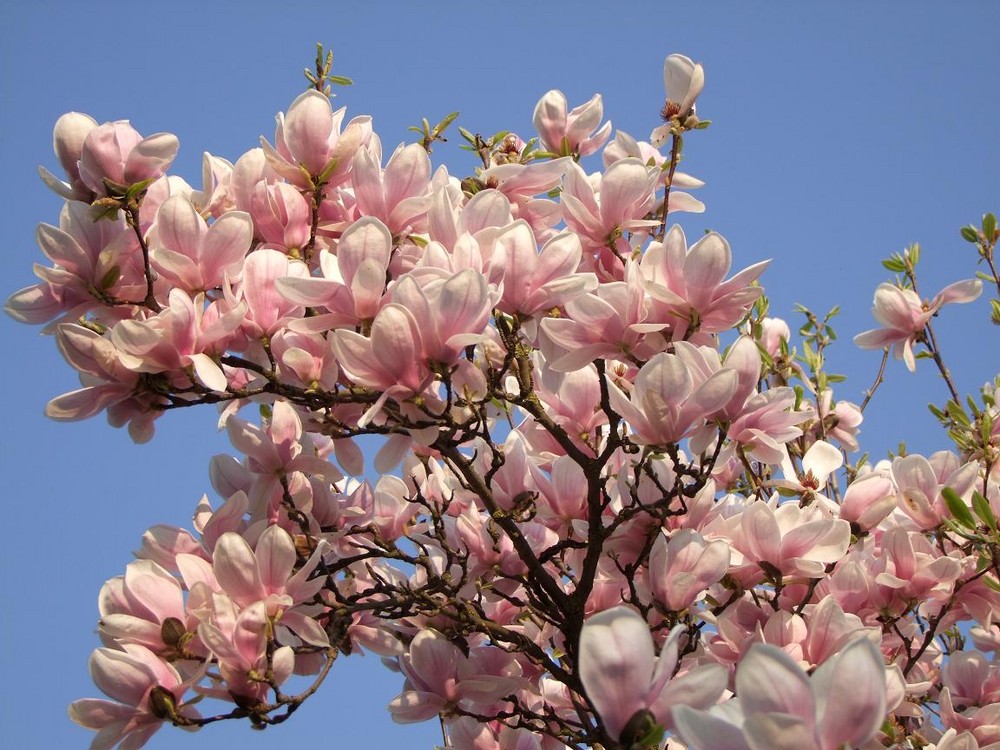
[69,643,199,750]
[426,186,513,253]
[78,120,179,195]
[838,472,896,531]
[225,399,343,506]
[232,248,309,338]
[210,527,329,646]
[530,357,607,451]
[271,329,340,389]
[932,728,988,750]
[759,316,791,357]
[942,651,1000,707]
[816,388,862,452]
[148,195,252,293]
[940,688,1000,747]
[608,350,738,446]
[648,529,730,611]
[641,225,768,341]
[197,597,295,704]
[560,158,659,257]
[673,638,886,750]
[532,90,612,157]
[727,500,850,582]
[111,289,245,392]
[38,111,98,200]
[478,159,570,239]
[98,560,194,654]
[803,595,880,667]
[727,386,811,465]
[651,54,705,147]
[45,324,161,442]
[854,279,982,371]
[191,151,236,217]
[352,142,432,234]
[246,180,312,250]
[388,631,522,723]
[776,439,843,505]
[892,452,979,530]
[577,606,726,740]
[673,337,761,422]
[494,220,596,319]
[539,262,663,371]
[389,268,495,365]
[261,90,372,187]
[602,129,706,195]
[330,302,433,417]
[871,527,962,614]
[277,216,394,329]
[5,201,144,327]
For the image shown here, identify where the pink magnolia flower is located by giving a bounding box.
[478,158,570,240]
[352,142,432,234]
[892,452,979,530]
[388,631,522,723]
[577,606,726,741]
[77,120,179,195]
[673,638,887,750]
[560,158,659,259]
[651,54,705,146]
[5,201,144,327]
[727,386,812,465]
[98,560,195,655]
[246,180,312,251]
[197,597,295,704]
[607,351,738,446]
[209,527,329,646]
[261,90,372,187]
[815,388,862,452]
[111,288,245,392]
[69,643,199,750]
[277,216,394,329]
[148,195,253,293]
[494,220,596,320]
[640,225,768,341]
[46,324,162,442]
[539,261,663,371]
[648,529,730,611]
[854,279,982,371]
[726,500,851,583]
[532,90,612,158]
[389,268,495,366]
[38,111,98,200]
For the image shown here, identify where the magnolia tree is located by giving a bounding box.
[7,45,1000,750]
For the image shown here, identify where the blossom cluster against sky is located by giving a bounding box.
[1,1,997,748]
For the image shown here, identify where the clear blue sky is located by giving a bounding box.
[1,1,997,748]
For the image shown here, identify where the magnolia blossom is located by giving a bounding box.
[651,53,705,146]
[532,90,612,158]
[673,638,887,750]
[855,279,982,371]
[578,607,726,741]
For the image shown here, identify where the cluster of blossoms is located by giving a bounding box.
[9,49,1000,750]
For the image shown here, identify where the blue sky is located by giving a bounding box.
[1,2,998,748]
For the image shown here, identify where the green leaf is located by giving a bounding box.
[941,486,976,529]
[983,212,997,239]
[972,490,997,531]
[961,225,980,243]
[435,111,460,133]
[882,258,906,273]
[327,75,353,86]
